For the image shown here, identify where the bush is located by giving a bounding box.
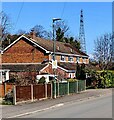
[67,78,77,82]
[2,100,13,105]
[4,91,13,103]
[38,76,46,84]
[86,70,114,88]
[99,71,114,88]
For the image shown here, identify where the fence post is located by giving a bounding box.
[45,83,47,99]
[58,82,59,97]
[31,84,33,102]
[85,80,86,91]
[67,81,69,95]
[13,86,16,105]
[77,80,78,93]
[51,83,53,99]
[4,83,6,95]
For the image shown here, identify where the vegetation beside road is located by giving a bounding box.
[86,70,114,89]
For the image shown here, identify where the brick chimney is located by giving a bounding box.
[29,29,36,39]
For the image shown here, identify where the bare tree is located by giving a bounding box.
[54,20,69,34]
[0,11,11,43]
[16,29,27,35]
[94,33,113,70]
[30,25,52,40]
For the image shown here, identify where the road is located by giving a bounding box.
[1,89,112,119]
[16,94,112,118]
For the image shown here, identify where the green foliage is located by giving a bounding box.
[56,28,81,50]
[99,71,114,88]
[38,76,46,84]
[2,100,13,105]
[76,62,80,79]
[86,70,114,88]
[76,63,86,80]
[64,37,81,50]
[67,78,77,82]
[56,27,64,42]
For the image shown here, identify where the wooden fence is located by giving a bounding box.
[0,83,14,97]
[13,83,52,105]
[13,80,86,105]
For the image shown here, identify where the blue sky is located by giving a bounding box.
[2,2,112,56]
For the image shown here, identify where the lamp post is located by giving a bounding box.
[52,18,61,98]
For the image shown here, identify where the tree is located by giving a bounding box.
[54,20,69,42]
[75,62,81,79]
[31,25,52,39]
[2,34,20,48]
[0,11,11,43]
[94,33,113,70]
[54,20,69,35]
[56,27,64,42]
[76,63,86,80]
[16,29,27,35]
[80,63,86,80]
[64,36,81,50]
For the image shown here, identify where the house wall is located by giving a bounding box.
[2,39,49,63]
[49,54,89,64]
[40,64,74,79]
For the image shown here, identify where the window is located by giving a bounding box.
[83,57,86,63]
[76,57,79,62]
[52,55,56,60]
[61,55,65,61]
[68,56,73,62]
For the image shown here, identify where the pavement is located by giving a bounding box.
[0,98,2,104]
[1,88,112,118]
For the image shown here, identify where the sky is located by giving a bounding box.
[2,2,112,56]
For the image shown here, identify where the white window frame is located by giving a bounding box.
[82,57,86,63]
[68,56,73,62]
[76,57,79,63]
[60,55,65,62]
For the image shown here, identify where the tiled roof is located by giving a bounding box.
[27,36,88,57]
[58,62,76,71]
[3,34,88,57]
[58,62,100,71]
[2,64,47,72]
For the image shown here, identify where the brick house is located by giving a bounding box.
[1,33,89,83]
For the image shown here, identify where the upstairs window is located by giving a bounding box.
[52,55,56,60]
[76,57,79,62]
[83,57,86,63]
[61,55,65,61]
[68,56,73,62]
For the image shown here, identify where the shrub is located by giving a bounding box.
[67,78,77,82]
[38,76,46,84]
[86,70,114,88]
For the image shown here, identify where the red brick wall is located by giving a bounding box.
[40,64,53,74]
[2,39,49,63]
[40,64,70,79]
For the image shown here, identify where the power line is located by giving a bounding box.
[61,2,66,18]
[14,2,24,31]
